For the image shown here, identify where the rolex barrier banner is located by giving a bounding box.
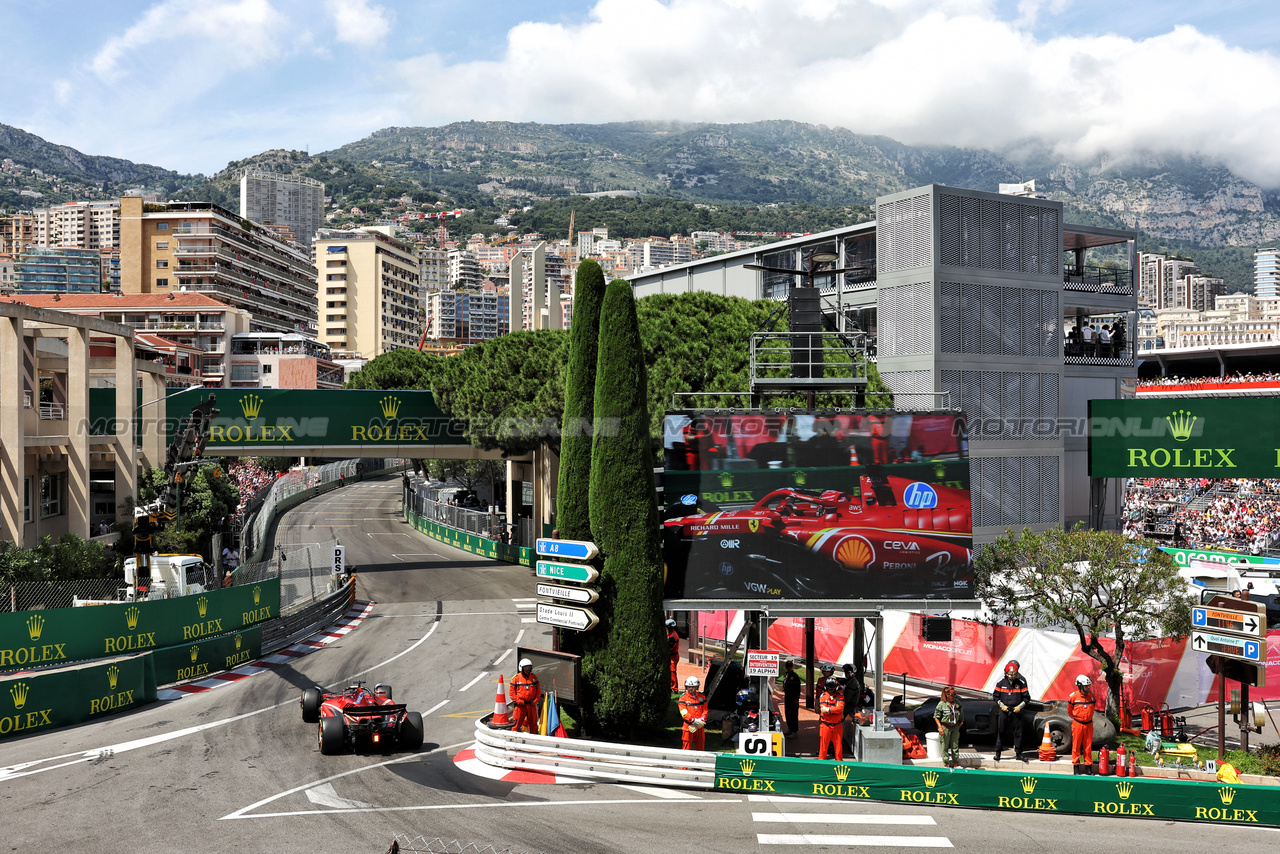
[0,579,280,673]
[714,755,1279,827]
[151,626,263,686]
[0,654,156,740]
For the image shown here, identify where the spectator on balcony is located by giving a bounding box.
[1099,324,1112,357]
[1067,324,1081,356]
[1081,323,1094,354]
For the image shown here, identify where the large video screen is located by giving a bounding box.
[661,411,975,602]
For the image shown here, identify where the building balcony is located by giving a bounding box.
[1063,264,1133,294]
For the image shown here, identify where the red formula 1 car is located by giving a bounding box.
[300,681,424,755]
[663,474,973,600]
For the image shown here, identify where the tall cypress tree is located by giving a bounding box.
[555,260,605,541]
[581,279,667,735]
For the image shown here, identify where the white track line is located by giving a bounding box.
[757,835,952,847]
[459,671,490,692]
[753,813,937,825]
[423,699,450,716]
[492,649,512,666]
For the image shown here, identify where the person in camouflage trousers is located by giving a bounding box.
[933,686,963,768]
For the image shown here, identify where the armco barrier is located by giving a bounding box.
[713,754,1280,827]
[404,509,532,567]
[473,717,715,787]
[0,578,280,674]
[0,654,156,740]
[151,626,263,685]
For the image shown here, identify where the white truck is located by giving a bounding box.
[123,554,213,599]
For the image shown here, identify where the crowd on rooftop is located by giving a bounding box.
[227,459,279,514]
[1123,477,1280,554]
[1138,371,1280,386]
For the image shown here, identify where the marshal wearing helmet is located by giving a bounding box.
[993,659,1030,761]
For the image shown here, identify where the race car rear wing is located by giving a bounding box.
[341,703,408,718]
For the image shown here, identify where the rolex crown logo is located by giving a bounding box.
[1116,781,1133,800]
[1020,776,1037,795]
[253,585,261,605]
[794,470,807,486]
[1219,786,1237,805]
[1165,409,1197,442]
[197,596,208,618]
[125,606,140,631]
[739,758,756,777]
[240,393,263,420]
[834,765,851,782]
[922,771,939,789]
[10,682,29,710]
[718,472,733,489]
[27,614,44,641]
[235,634,242,650]
[379,395,401,419]
[189,645,200,663]
[107,665,119,690]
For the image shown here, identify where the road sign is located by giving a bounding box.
[535,602,599,632]
[745,650,782,678]
[1192,606,1264,638]
[535,538,598,560]
[535,560,600,584]
[332,545,345,575]
[1191,630,1264,664]
[536,582,599,604]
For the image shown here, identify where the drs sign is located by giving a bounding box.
[333,545,346,575]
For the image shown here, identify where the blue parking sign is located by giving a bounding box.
[903,482,939,509]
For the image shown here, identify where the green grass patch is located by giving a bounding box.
[1116,733,1275,776]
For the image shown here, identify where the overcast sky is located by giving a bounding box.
[4,0,1280,185]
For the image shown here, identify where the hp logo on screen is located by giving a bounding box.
[903,482,939,509]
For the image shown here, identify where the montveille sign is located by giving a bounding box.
[1089,399,1280,478]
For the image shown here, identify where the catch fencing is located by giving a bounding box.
[232,538,342,615]
[409,482,536,548]
[3,578,124,613]
[239,457,409,562]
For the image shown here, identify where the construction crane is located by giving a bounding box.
[567,209,577,275]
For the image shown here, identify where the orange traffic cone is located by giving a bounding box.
[491,674,512,726]
[849,445,860,466]
[1037,723,1057,762]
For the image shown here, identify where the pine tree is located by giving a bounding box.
[580,279,668,735]
[555,260,605,541]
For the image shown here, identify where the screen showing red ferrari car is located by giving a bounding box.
[662,410,975,602]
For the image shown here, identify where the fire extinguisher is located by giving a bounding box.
[1116,742,1128,777]
[1099,744,1111,776]
[1159,703,1175,739]
[1128,752,1138,778]
[1140,705,1155,732]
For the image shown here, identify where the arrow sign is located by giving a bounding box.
[536,582,599,604]
[535,538,598,560]
[535,560,600,584]
[536,602,599,631]
[1191,630,1265,663]
[1192,605,1266,638]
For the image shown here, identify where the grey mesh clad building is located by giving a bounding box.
[628,184,1137,541]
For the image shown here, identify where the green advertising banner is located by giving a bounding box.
[1090,399,1280,478]
[1160,546,1279,567]
[406,511,532,567]
[714,755,1279,827]
[151,626,263,685]
[166,388,469,452]
[0,578,280,673]
[0,654,156,740]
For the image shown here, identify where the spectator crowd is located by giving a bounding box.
[227,459,279,515]
[1138,371,1280,387]
[1123,477,1280,554]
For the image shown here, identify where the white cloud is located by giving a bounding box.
[326,0,393,51]
[394,0,1280,187]
[90,0,293,83]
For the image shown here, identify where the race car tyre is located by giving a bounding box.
[1048,722,1070,754]
[400,712,424,750]
[319,716,345,755]
[301,687,323,723]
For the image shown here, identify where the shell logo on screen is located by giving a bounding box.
[833,536,874,570]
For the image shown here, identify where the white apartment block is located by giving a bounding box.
[448,249,482,288]
[240,168,325,248]
[1255,248,1280,300]
[32,201,120,250]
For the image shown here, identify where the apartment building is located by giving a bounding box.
[448,249,482,288]
[4,292,252,386]
[11,246,103,292]
[1139,253,1204,309]
[417,245,448,293]
[425,283,510,343]
[314,228,422,357]
[227,332,344,389]
[0,213,35,253]
[119,196,318,335]
[239,168,325,248]
[1255,248,1280,300]
[33,200,120,250]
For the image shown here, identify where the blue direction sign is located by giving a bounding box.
[1191,630,1264,663]
[535,538,598,560]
